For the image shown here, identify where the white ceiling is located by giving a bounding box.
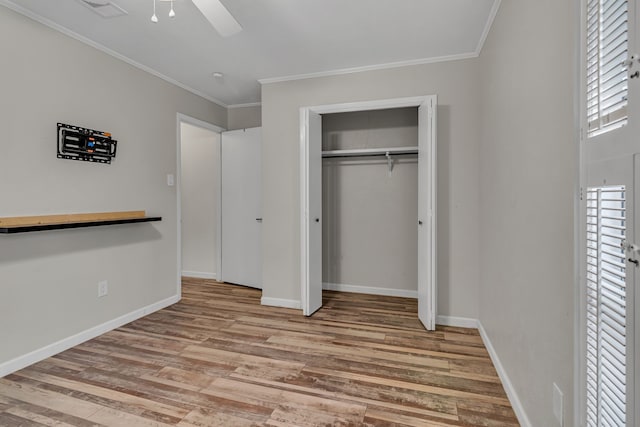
[2,0,499,107]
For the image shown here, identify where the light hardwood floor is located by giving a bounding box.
[0,278,519,426]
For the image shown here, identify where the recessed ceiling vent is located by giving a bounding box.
[79,0,128,19]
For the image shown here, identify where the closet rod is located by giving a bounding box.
[322,146,418,158]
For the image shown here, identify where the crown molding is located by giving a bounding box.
[475,0,502,55]
[258,52,478,85]
[227,102,262,109]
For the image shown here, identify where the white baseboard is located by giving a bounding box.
[436,315,479,329]
[0,294,180,378]
[322,282,418,299]
[181,271,217,280]
[261,297,301,310]
[477,320,532,427]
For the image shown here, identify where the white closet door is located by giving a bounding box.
[417,97,437,331]
[221,127,262,288]
[304,111,323,315]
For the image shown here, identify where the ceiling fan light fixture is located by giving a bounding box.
[151,0,158,22]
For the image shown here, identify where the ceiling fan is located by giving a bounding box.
[158,0,242,37]
[189,0,242,37]
[158,0,242,36]
[80,0,242,37]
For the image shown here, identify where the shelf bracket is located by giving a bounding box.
[386,151,394,176]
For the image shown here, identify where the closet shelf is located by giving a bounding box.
[321,146,418,158]
[0,211,161,234]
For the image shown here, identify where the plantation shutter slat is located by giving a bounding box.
[587,0,629,136]
[585,185,627,426]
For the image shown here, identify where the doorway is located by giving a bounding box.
[299,95,437,330]
[176,114,224,292]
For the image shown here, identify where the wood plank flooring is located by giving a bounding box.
[0,278,519,426]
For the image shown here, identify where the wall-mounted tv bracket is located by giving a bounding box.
[57,123,117,164]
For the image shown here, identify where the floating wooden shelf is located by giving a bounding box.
[0,211,161,234]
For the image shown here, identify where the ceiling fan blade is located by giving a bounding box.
[192,0,242,37]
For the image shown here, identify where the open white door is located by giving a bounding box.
[417,97,437,330]
[221,127,262,288]
[302,110,323,315]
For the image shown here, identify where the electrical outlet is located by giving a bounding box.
[98,280,108,297]
[553,383,564,426]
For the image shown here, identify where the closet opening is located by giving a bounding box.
[300,95,437,330]
[321,108,419,301]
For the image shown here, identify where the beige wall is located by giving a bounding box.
[322,109,418,292]
[180,123,220,278]
[227,105,262,130]
[261,59,482,319]
[0,7,225,367]
[477,1,576,425]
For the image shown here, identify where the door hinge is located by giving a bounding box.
[622,241,640,253]
[622,241,640,266]
[579,187,584,201]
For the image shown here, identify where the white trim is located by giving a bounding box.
[306,96,434,115]
[182,271,217,280]
[259,52,477,85]
[0,294,179,378]
[227,102,262,109]
[323,282,418,299]
[299,107,310,315]
[477,320,532,427]
[475,0,502,55]
[260,297,302,310]
[0,0,228,108]
[176,117,183,297]
[436,315,478,329]
[575,0,586,425]
[176,114,225,295]
[216,133,223,283]
[176,113,226,134]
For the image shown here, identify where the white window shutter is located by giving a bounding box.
[587,0,629,137]
[586,186,627,426]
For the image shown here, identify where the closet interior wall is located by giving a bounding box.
[322,107,419,295]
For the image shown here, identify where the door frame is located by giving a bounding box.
[176,113,225,295]
[299,95,437,320]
